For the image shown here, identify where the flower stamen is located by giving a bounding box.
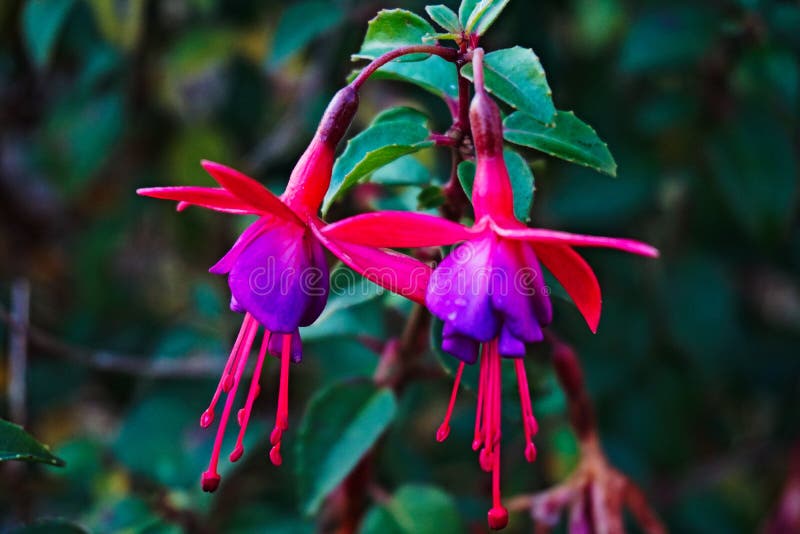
[201,316,258,492]
[437,361,465,442]
[200,314,255,428]
[514,359,538,462]
[269,333,293,466]
[230,330,270,462]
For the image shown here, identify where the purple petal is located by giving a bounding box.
[426,237,500,342]
[441,331,480,364]
[519,242,553,326]
[228,223,326,333]
[229,294,245,313]
[268,330,303,363]
[210,216,272,275]
[490,239,544,344]
[498,325,527,358]
[299,234,329,327]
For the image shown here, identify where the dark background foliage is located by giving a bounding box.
[1,0,798,532]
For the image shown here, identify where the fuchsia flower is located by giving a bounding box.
[321,50,659,529]
[137,86,426,492]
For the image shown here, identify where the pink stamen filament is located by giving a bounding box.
[487,339,508,530]
[514,359,538,462]
[201,314,254,428]
[473,345,490,451]
[269,333,293,466]
[229,330,270,463]
[437,361,465,442]
[201,317,258,492]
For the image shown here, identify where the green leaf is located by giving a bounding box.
[270,1,345,66]
[371,155,432,186]
[461,46,556,124]
[354,9,437,62]
[351,55,459,99]
[417,185,445,210]
[458,0,479,27]
[360,485,463,534]
[301,265,385,341]
[86,0,146,51]
[9,521,88,534]
[21,0,76,68]
[457,149,535,222]
[0,419,66,467]
[504,111,617,176]
[297,382,398,515]
[465,0,510,35]
[425,5,461,33]
[503,148,536,221]
[43,92,125,196]
[323,107,433,213]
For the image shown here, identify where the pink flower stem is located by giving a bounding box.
[349,45,459,91]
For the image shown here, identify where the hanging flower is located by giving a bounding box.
[320,50,659,529]
[137,86,427,492]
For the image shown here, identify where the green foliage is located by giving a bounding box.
[270,1,345,66]
[619,6,717,73]
[457,148,535,222]
[360,485,463,534]
[461,46,556,125]
[463,0,510,36]
[21,0,76,68]
[0,420,65,467]
[296,382,397,515]
[707,109,798,238]
[9,521,88,534]
[324,107,433,213]
[353,55,458,99]
[504,111,617,176]
[3,0,800,532]
[425,5,461,34]
[354,9,436,62]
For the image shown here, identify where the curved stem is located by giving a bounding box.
[350,45,459,91]
[472,47,486,94]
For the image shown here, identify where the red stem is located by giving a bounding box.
[350,45,459,91]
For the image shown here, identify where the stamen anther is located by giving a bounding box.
[436,361,465,443]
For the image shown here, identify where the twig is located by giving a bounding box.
[0,304,222,379]
[505,333,667,534]
[8,279,30,425]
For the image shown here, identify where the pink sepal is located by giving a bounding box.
[322,211,474,248]
[492,220,659,258]
[533,243,602,333]
[312,221,430,304]
[201,160,302,224]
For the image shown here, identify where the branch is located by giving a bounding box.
[7,279,30,425]
[505,333,667,534]
[0,304,222,378]
[349,45,459,91]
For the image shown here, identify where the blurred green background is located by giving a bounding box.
[1,0,798,532]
